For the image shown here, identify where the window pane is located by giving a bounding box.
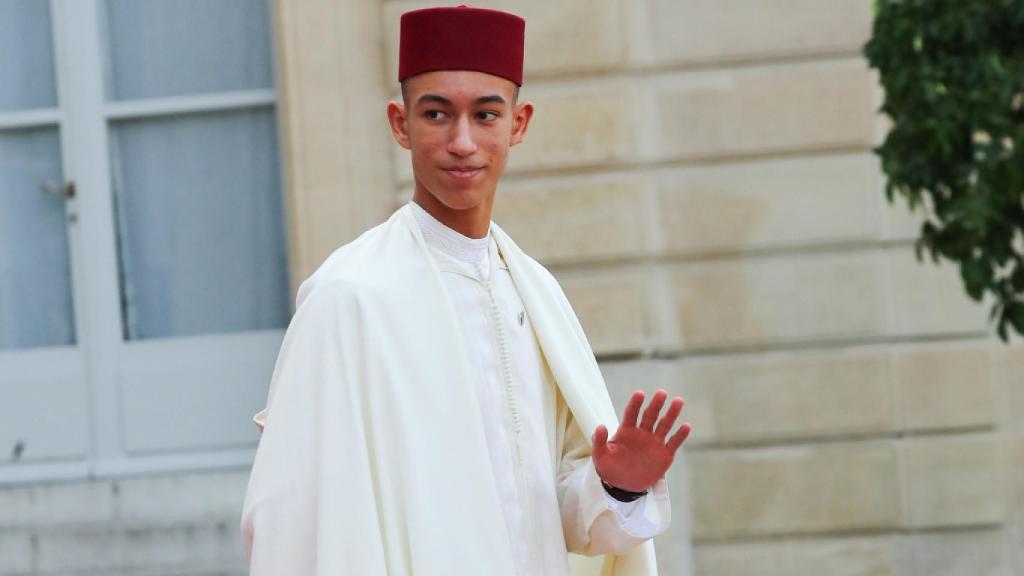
[103,0,273,101]
[110,109,289,340]
[0,128,75,350]
[0,0,57,111]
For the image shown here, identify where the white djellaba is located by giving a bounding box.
[241,203,669,575]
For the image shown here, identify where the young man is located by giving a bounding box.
[241,6,690,576]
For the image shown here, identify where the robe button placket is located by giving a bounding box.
[486,281,523,443]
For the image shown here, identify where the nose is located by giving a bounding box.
[447,116,478,157]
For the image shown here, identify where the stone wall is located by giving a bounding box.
[383,1,1022,575]
[0,471,248,575]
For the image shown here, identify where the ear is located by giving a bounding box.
[387,100,411,150]
[509,100,534,147]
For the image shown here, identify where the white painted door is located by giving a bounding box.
[0,0,289,483]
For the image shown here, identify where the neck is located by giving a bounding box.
[411,186,493,239]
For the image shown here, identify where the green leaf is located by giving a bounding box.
[1008,302,1024,335]
[961,257,992,301]
[1012,263,1024,292]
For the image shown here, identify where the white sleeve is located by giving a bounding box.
[556,403,671,556]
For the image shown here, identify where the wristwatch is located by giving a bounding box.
[600,478,648,503]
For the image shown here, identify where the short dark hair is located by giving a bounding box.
[400,81,520,106]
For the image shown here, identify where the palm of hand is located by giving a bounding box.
[592,390,690,493]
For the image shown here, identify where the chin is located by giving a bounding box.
[428,184,490,211]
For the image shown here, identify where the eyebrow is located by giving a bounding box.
[475,94,507,105]
[415,94,507,107]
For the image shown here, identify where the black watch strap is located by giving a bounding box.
[600,478,648,503]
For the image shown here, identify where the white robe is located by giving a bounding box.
[242,204,664,575]
[408,202,669,575]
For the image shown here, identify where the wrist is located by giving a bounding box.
[599,477,648,503]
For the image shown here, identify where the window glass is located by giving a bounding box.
[110,109,289,340]
[0,0,58,111]
[0,128,75,350]
[103,0,273,101]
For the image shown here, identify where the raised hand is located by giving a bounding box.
[591,390,691,493]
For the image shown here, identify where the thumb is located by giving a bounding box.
[592,425,609,454]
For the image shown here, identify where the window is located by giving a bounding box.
[0,0,288,483]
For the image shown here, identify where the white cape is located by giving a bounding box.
[242,204,659,575]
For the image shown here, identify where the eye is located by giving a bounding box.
[477,111,499,121]
[425,110,447,121]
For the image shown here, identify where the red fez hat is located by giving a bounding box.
[399,5,525,86]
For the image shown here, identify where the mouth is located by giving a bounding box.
[443,166,484,180]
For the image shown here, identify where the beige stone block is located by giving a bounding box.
[894,345,997,432]
[598,360,672,410]
[900,530,1010,576]
[653,59,876,161]
[657,154,884,255]
[394,186,413,209]
[509,78,641,172]
[643,0,872,66]
[1008,433,1024,520]
[35,520,245,573]
[690,443,900,539]
[887,248,990,337]
[674,365,716,446]
[1011,436,1024,574]
[384,0,630,81]
[900,435,1004,528]
[600,359,711,445]
[493,172,653,264]
[276,0,396,291]
[654,450,697,574]
[1004,346,1024,433]
[393,149,413,187]
[557,269,651,355]
[681,349,894,444]
[114,470,248,523]
[0,479,114,527]
[694,537,898,576]
[672,252,885,349]
[881,196,925,241]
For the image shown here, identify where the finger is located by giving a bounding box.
[592,424,609,454]
[654,396,684,438]
[621,391,645,428]
[667,422,692,452]
[639,389,668,432]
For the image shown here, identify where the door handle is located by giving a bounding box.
[40,180,76,199]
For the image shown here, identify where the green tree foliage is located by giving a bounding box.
[865,0,1024,340]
